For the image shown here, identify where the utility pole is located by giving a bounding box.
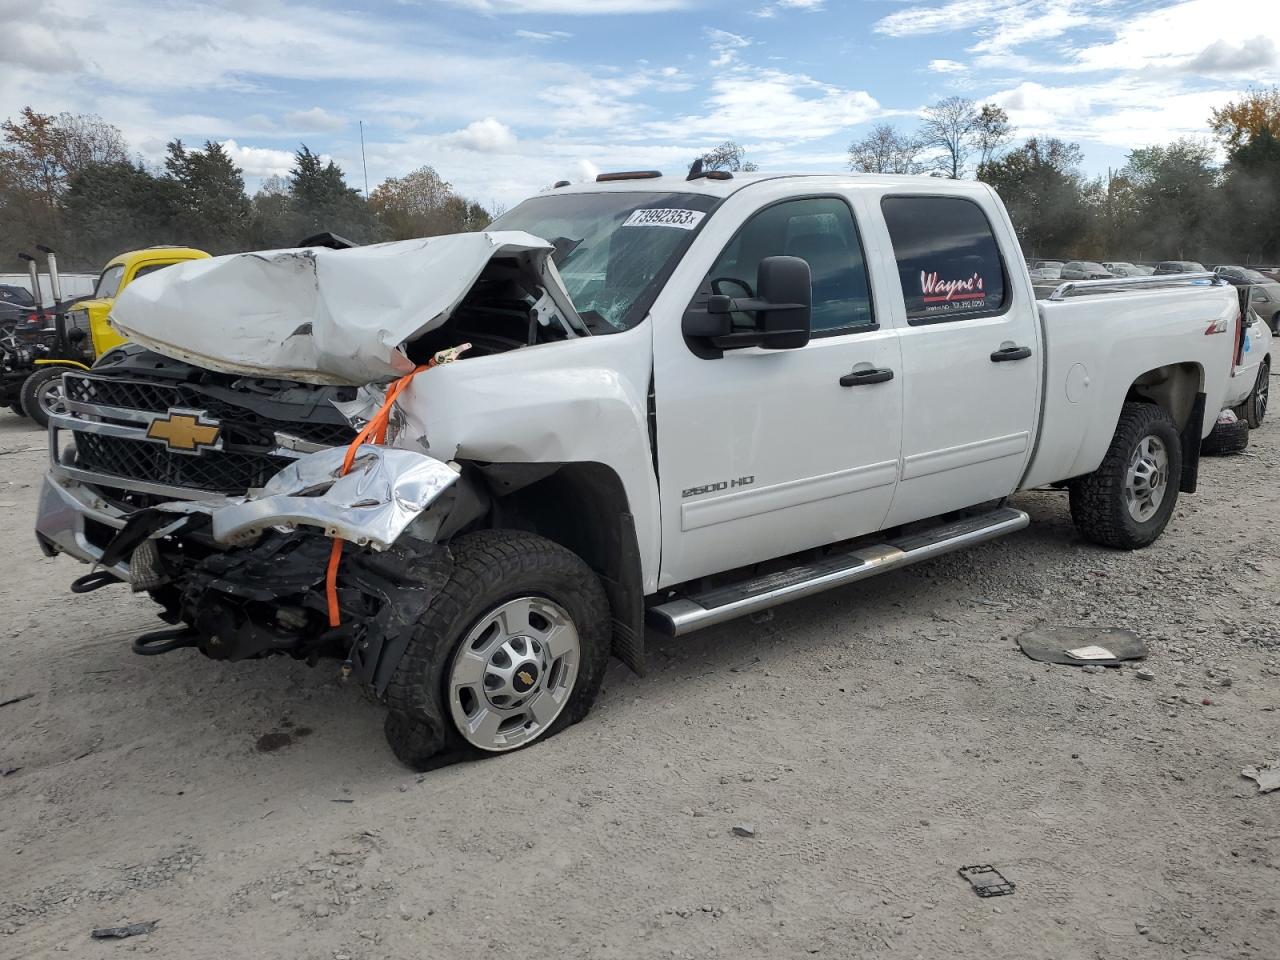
[359,120,369,199]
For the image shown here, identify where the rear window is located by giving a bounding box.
[881,195,1008,324]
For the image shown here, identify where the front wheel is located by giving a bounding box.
[1069,402,1182,550]
[19,367,69,429]
[383,530,611,770]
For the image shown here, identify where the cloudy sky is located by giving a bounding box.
[4,0,1276,207]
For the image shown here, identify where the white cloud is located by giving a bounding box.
[876,0,1087,58]
[436,0,690,11]
[283,107,347,132]
[445,117,518,151]
[1183,36,1279,75]
[219,139,305,178]
[928,59,967,73]
[513,29,572,41]
[5,23,81,73]
[706,28,753,67]
[643,66,880,142]
[753,0,825,17]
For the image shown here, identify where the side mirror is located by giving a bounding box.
[681,255,812,354]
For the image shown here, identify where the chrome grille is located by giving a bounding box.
[74,431,293,494]
[60,371,356,497]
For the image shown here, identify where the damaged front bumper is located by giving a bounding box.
[37,441,465,693]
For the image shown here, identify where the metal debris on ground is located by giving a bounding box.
[1241,761,1280,794]
[1016,627,1146,667]
[958,864,1016,898]
[731,823,756,838]
[0,692,34,708]
[90,920,158,939]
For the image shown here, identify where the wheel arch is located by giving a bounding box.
[1121,362,1205,494]
[473,461,646,674]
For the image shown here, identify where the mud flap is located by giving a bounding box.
[1179,391,1205,493]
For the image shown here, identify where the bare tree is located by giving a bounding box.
[848,123,924,174]
[695,140,759,173]
[921,96,979,179]
[975,103,1014,170]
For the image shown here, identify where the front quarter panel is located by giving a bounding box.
[394,325,662,590]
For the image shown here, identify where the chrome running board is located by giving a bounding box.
[646,506,1030,636]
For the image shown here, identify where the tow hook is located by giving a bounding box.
[131,625,200,656]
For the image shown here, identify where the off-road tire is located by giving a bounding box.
[8,402,24,418]
[19,366,66,429]
[1200,414,1249,456]
[1069,402,1182,550]
[383,529,611,770]
[1236,359,1269,429]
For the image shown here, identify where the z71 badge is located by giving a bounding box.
[682,476,754,498]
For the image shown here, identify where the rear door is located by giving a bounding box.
[874,192,1041,527]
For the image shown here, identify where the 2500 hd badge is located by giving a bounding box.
[682,475,755,498]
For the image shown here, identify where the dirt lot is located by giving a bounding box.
[2,395,1278,960]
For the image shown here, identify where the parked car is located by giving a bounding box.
[1155,260,1207,275]
[37,172,1240,768]
[16,245,210,427]
[1061,261,1114,280]
[0,283,35,323]
[1029,265,1062,280]
[1103,261,1145,277]
[1033,260,1064,271]
[1223,293,1272,429]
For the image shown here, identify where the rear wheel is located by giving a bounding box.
[1070,402,1182,550]
[383,530,611,770]
[1238,359,1269,429]
[19,367,69,429]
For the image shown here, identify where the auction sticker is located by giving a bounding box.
[622,208,705,230]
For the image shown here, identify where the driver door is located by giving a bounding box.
[652,191,903,588]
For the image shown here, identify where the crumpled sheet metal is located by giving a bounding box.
[209,446,459,549]
[109,230,571,385]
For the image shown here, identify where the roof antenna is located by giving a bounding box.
[687,156,704,181]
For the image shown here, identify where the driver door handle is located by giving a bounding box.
[839,367,894,386]
[990,345,1032,362]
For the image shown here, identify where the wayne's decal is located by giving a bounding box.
[622,208,705,230]
[920,270,987,312]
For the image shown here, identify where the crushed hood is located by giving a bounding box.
[109,231,580,385]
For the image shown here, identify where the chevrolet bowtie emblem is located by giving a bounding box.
[146,409,221,455]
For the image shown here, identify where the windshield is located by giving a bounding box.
[489,191,718,331]
[94,264,125,299]
[1240,268,1269,283]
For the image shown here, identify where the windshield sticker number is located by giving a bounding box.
[622,208,705,230]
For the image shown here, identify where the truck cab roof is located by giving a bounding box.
[547,171,985,199]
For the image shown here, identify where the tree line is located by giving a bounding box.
[847,90,1280,265]
[0,108,492,271]
[4,89,1279,272]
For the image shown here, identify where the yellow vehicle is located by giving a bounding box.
[20,246,210,427]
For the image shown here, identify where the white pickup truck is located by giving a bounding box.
[35,172,1240,768]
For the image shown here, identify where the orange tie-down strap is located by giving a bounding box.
[324,345,469,628]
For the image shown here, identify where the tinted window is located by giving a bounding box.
[881,195,1008,324]
[701,197,873,335]
[133,262,178,283]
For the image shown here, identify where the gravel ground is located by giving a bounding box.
[1,391,1278,960]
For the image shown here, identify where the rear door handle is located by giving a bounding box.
[839,367,894,386]
[990,345,1032,362]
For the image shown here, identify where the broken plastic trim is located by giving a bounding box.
[210,446,460,550]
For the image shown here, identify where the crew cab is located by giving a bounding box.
[35,173,1239,768]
